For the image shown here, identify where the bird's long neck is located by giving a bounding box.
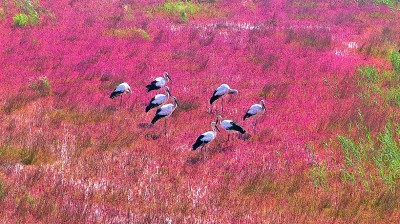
[212,125,217,135]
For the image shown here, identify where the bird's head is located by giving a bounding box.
[216,115,222,124]
[164,72,172,82]
[260,100,266,110]
[229,89,239,95]
[172,96,179,107]
[212,121,221,133]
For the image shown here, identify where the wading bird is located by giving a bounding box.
[243,100,266,131]
[209,84,238,113]
[145,86,172,113]
[151,96,179,135]
[216,115,246,141]
[192,122,220,152]
[110,82,132,106]
[146,72,172,92]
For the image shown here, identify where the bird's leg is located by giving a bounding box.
[120,95,123,108]
[221,97,224,114]
[227,133,230,142]
[164,119,167,136]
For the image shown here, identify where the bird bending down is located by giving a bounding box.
[110,82,132,106]
[192,122,221,151]
[243,100,266,131]
[216,115,246,141]
[145,86,172,113]
[151,96,178,135]
[146,72,172,92]
[209,84,238,113]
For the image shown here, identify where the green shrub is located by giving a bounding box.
[162,1,198,22]
[31,76,51,96]
[390,50,400,72]
[374,124,400,188]
[13,13,29,27]
[0,181,4,201]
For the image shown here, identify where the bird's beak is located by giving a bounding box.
[216,125,221,133]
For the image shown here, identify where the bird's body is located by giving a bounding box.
[145,86,171,112]
[209,84,238,105]
[216,115,246,141]
[146,72,172,92]
[110,82,132,99]
[110,82,132,106]
[220,120,246,134]
[209,84,238,113]
[243,100,266,120]
[151,96,178,125]
[192,122,220,151]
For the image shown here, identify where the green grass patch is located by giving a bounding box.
[31,76,51,97]
[357,61,400,108]
[163,1,197,22]
[373,0,400,8]
[149,1,221,22]
[0,181,4,201]
[389,50,400,72]
[13,0,40,27]
[13,13,29,27]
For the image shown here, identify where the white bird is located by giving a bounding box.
[110,82,132,106]
[209,84,238,113]
[216,115,246,141]
[145,86,172,112]
[243,100,266,130]
[192,122,221,151]
[146,72,172,92]
[151,96,179,134]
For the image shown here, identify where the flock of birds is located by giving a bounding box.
[110,72,266,152]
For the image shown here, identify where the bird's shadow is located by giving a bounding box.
[186,154,204,164]
[144,132,161,141]
[238,133,251,141]
[138,123,154,129]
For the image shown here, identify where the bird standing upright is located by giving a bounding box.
[243,100,266,131]
[209,84,238,113]
[145,86,172,113]
[151,96,179,135]
[146,72,172,92]
[192,122,221,152]
[110,82,132,106]
[216,115,246,141]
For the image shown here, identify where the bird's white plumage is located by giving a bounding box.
[247,104,263,115]
[199,131,217,142]
[152,94,168,105]
[114,82,131,93]
[214,84,237,96]
[157,104,174,116]
[220,120,234,130]
[154,77,166,87]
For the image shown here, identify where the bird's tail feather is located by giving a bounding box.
[209,95,221,105]
[243,113,252,120]
[110,91,122,99]
[151,115,162,124]
[145,105,152,113]
[192,140,202,150]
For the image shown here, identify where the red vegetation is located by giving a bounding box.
[1,0,400,222]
